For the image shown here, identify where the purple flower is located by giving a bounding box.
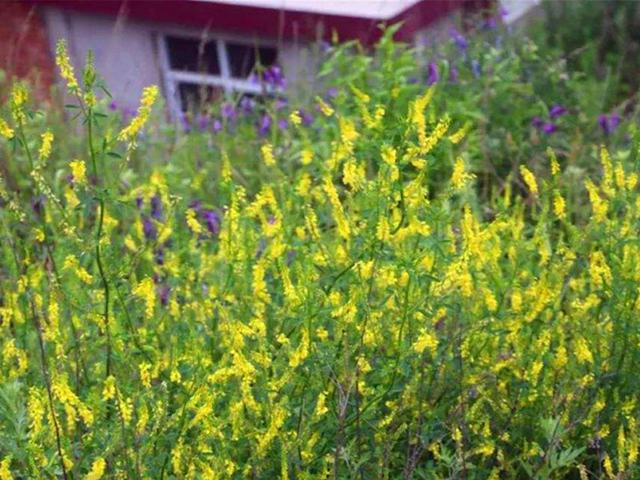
[179,113,191,133]
[189,200,202,212]
[108,100,118,111]
[542,123,559,134]
[278,118,288,130]
[150,194,163,220]
[257,114,272,136]
[142,216,157,241]
[240,96,255,115]
[158,285,170,306]
[32,196,45,216]
[427,62,439,86]
[196,114,209,131]
[202,209,221,236]
[299,108,314,126]
[449,28,468,50]
[549,104,567,119]
[135,196,143,209]
[471,59,482,78]
[263,65,286,89]
[212,119,222,133]
[325,87,338,99]
[598,113,621,135]
[531,116,544,129]
[221,103,236,121]
[449,64,459,83]
[154,247,165,265]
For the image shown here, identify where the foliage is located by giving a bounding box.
[0,25,640,480]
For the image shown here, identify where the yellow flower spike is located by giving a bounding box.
[451,157,475,190]
[547,147,560,176]
[10,83,28,124]
[117,85,159,145]
[0,119,13,139]
[519,165,538,196]
[300,148,313,165]
[553,192,566,219]
[315,96,334,117]
[55,40,79,91]
[449,122,470,144]
[185,208,203,234]
[84,458,106,480]
[289,110,302,126]
[261,143,276,167]
[38,131,54,162]
[69,159,87,185]
[0,456,11,480]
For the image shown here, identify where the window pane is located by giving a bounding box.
[226,43,278,78]
[177,82,224,112]
[166,36,220,75]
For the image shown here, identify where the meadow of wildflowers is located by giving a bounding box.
[1,18,640,480]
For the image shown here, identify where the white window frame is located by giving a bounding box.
[156,27,279,119]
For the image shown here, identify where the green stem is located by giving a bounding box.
[87,107,112,379]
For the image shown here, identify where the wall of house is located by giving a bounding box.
[0,2,55,100]
[41,7,163,110]
[39,7,308,114]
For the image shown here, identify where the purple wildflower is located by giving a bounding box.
[221,103,237,121]
[471,59,482,78]
[142,216,157,241]
[449,64,459,83]
[202,209,221,236]
[154,247,165,265]
[299,108,314,126]
[325,87,338,99]
[278,118,288,130]
[158,285,170,306]
[135,196,143,209]
[263,65,286,89]
[549,105,567,119]
[108,100,118,111]
[531,116,544,129]
[196,114,209,131]
[150,194,163,220]
[449,28,468,50]
[427,62,439,86]
[240,96,255,114]
[32,196,45,216]
[542,123,559,135]
[257,114,272,136]
[598,113,621,135]
[212,119,222,133]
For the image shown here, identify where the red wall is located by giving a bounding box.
[0,1,54,100]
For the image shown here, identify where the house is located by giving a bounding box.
[2,0,500,116]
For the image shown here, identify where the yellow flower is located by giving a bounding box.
[85,458,106,480]
[553,192,566,219]
[118,85,159,143]
[451,157,475,190]
[261,143,276,167]
[301,148,313,165]
[38,131,54,162]
[0,119,14,139]
[289,110,302,126]
[519,165,538,196]
[381,145,397,166]
[413,328,438,355]
[186,208,203,234]
[70,160,87,184]
[56,40,79,91]
[0,457,11,480]
[316,96,334,117]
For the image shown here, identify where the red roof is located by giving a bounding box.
[25,0,489,44]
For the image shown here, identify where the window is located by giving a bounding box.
[159,33,279,117]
